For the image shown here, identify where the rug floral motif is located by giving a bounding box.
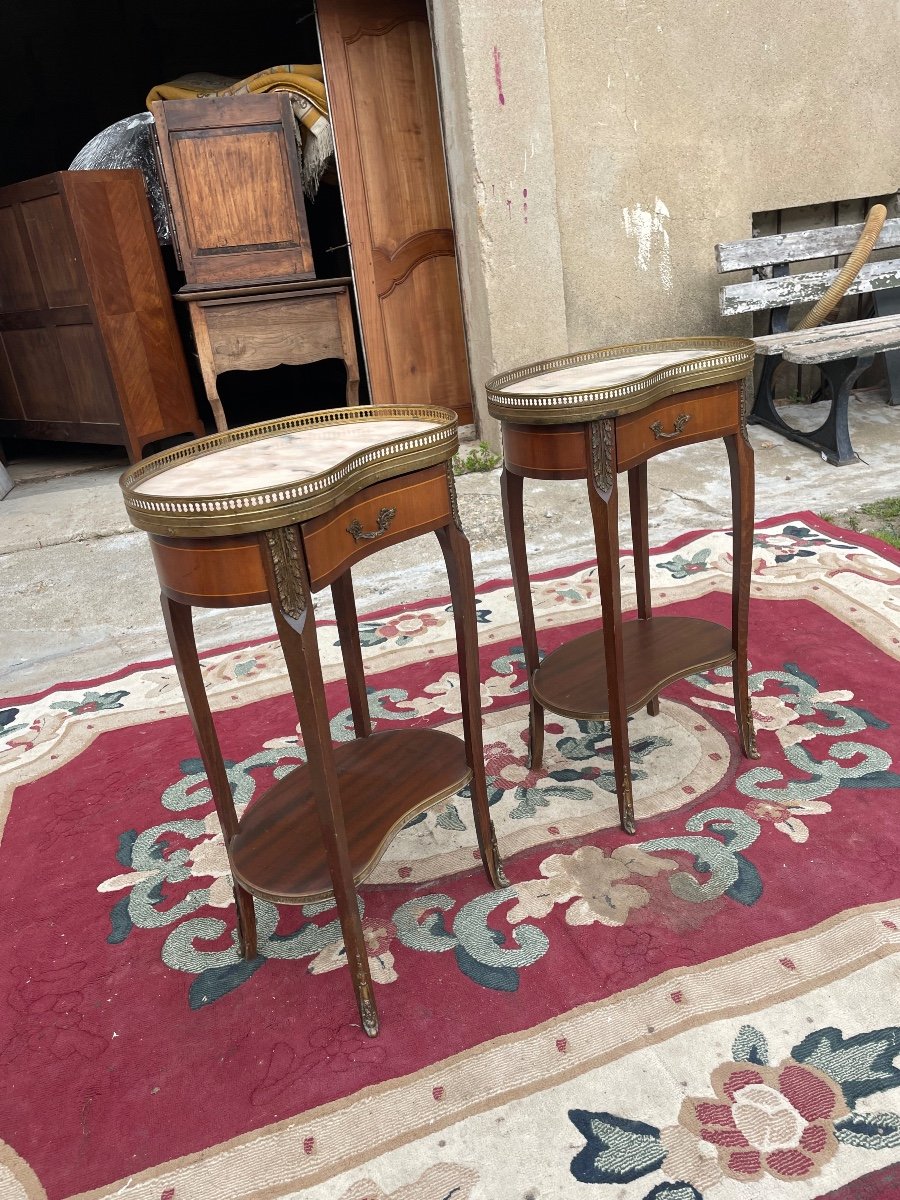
[1,513,899,1200]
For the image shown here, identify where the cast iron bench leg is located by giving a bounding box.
[805,355,873,466]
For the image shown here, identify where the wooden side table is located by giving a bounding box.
[120,406,504,1036]
[486,337,760,835]
[177,278,360,432]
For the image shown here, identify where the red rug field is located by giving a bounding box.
[1,514,899,1199]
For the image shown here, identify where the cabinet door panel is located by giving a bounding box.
[0,206,41,313]
[3,328,75,422]
[153,95,316,287]
[317,0,474,423]
[21,194,87,309]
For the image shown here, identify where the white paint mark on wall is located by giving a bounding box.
[622,197,673,292]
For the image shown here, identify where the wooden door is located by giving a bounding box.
[316,0,474,423]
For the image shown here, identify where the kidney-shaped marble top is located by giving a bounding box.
[135,419,438,497]
[121,407,458,537]
[485,337,755,423]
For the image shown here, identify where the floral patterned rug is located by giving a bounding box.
[1,512,899,1200]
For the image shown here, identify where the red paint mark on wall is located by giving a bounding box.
[506,199,512,218]
[493,46,505,105]
[523,187,528,223]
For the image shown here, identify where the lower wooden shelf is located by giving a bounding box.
[229,728,471,903]
[531,616,735,720]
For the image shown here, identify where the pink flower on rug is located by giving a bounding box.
[678,1058,848,1182]
[186,814,234,907]
[376,611,442,641]
[533,571,598,606]
[746,797,832,843]
[692,683,852,749]
[659,1122,722,1192]
[484,740,544,791]
[397,669,525,716]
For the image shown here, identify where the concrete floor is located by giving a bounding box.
[3,387,898,695]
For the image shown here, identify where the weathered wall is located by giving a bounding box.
[431,0,900,443]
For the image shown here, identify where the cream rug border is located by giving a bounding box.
[69,901,900,1200]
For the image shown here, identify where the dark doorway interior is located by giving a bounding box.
[0,0,365,450]
[0,0,320,187]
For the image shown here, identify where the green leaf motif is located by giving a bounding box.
[645,1184,702,1200]
[792,1026,900,1106]
[724,854,763,906]
[568,1110,664,1184]
[107,894,133,944]
[732,1024,770,1065]
[454,936,520,992]
[393,895,457,953]
[188,957,265,1009]
[115,829,138,868]
[453,888,548,968]
[834,1111,900,1149]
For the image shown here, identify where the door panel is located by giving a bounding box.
[317,0,474,423]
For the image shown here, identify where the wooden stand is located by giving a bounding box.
[177,279,360,432]
[488,338,760,834]
[121,407,504,1035]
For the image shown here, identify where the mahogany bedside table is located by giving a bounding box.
[120,406,505,1036]
[486,337,760,835]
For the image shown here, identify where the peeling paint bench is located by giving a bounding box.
[716,218,900,464]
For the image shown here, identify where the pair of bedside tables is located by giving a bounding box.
[120,336,758,1034]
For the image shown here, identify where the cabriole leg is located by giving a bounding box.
[628,462,659,716]
[725,432,760,760]
[436,521,508,889]
[586,422,635,835]
[331,569,372,737]
[500,467,545,769]
[160,592,258,959]
[262,527,379,1036]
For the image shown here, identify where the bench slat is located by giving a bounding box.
[716,218,900,272]
[753,313,900,361]
[720,257,900,316]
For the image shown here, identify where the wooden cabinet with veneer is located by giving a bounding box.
[0,170,202,460]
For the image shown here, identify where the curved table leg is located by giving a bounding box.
[436,521,508,889]
[628,462,659,717]
[500,467,545,769]
[160,592,257,960]
[262,527,379,1036]
[331,569,372,738]
[188,303,228,433]
[586,423,635,835]
[725,432,760,760]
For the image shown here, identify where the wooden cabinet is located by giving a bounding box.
[0,170,203,460]
[151,94,315,289]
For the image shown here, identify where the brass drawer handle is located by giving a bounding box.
[347,506,397,542]
[650,412,691,440]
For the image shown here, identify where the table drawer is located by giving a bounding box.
[302,463,452,590]
[615,381,741,470]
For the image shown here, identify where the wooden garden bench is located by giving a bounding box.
[716,213,900,464]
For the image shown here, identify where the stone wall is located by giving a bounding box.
[430,0,900,442]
